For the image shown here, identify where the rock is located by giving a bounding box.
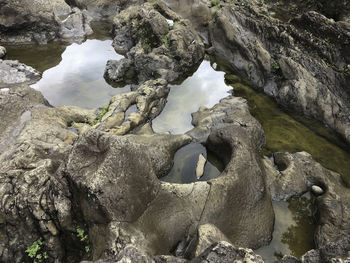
[0,46,6,59]
[95,78,169,135]
[191,241,265,263]
[0,60,41,87]
[311,185,324,195]
[195,154,206,179]
[265,151,350,247]
[0,85,97,262]
[58,8,93,42]
[209,0,350,144]
[300,234,350,263]
[0,0,92,44]
[281,255,301,263]
[105,3,205,84]
[193,224,231,257]
[69,0,145,21]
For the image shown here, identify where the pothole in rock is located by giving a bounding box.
[160,143,224,184]
[256,193,316,262]
[5,22,130,109]
[152,60,231,134]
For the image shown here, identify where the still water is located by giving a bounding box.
[152,61,231,134]
[160,143,224,184]
[256,194,316,261]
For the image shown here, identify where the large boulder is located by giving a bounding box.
[0,0,92,44]
[209,0,350,144]
[0,82,97,262]
[105,3,205,85]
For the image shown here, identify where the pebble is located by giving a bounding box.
[311,185,324,195]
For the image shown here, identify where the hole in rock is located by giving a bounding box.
[160,143,224,184]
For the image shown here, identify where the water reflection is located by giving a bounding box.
[152,61,231,134]
[256,194,315,261]
[228,79,350,186]
[31,39,129,109]
[5,42,68,73]
[160,143,224,184]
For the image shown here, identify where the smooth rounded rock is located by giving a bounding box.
[311,185,324,195]
[0,46,6,59]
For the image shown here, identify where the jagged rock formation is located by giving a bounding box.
[207,0,350,143]
[104,2,205,85]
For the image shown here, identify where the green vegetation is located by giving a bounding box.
[25,239,48,263]
[77,227,90,253]
[91,104,109,125]
[162,35,168,46]
[210,0,217,7]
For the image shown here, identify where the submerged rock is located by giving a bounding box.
[195,154,206,179]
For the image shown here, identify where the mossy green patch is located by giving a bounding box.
[226,75,350,186]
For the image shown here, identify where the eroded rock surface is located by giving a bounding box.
[208,0,350,143]
[0,60,41,88]
[104,2,205,85]
[0,0,93,44]
[265,151,350,248]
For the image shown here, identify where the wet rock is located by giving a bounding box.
[105,3,205,84]
[0,60,41,87]
[209,0,350,144]
[311,185,324,196]
[0,46,6,59]
[191,241,264,263]
[265,151,350,247]
[195,154,206,179]
[0,0,92,44]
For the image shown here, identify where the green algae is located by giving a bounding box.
[256,194,316,261]
[225,75,350,186]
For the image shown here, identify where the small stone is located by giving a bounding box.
[311,185,324,195]
[0,46,6,59]
[196,154,207,179]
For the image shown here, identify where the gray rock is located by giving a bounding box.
[209,0,350,144]
[265,151,350,247]
[0,0,92,44]
[105,3,205,84]
[95,78,169,135]
[191,241,264,263]
[0,85,97,262]
[0,46,6,59]
[0,60,41,87]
